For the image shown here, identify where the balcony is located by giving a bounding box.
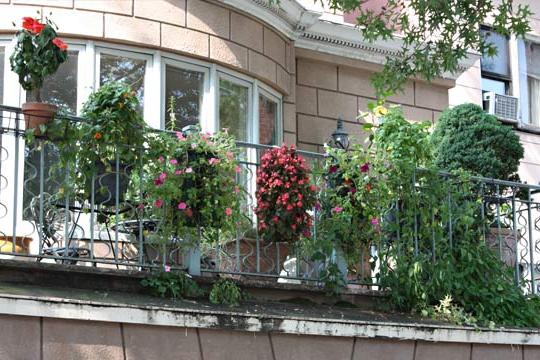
[0,105,539,296]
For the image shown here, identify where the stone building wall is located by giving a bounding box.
[0,314,538,360]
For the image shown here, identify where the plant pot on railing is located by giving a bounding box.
[22,102,57,135]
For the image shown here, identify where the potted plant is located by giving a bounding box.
[54,81,146,205]
[254,145,317,268]
[10,15,68,133]
[142,127,241,246]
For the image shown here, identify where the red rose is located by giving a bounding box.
[22,17,36,31]
[52,37,68,51]
[32,21,45,33]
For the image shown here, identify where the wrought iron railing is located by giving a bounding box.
[0,105,539,293]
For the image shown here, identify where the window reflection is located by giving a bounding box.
[219,79,249,141]
[100,53,146,114]
[165,65,204,130]
[26,50,78,115]
[258,94,278,145]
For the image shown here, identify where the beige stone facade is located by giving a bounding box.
[0,0,538,177]
[0,314,538,360]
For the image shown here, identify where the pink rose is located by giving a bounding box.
[235,166,242,173]
[178,202,187,210]
[176,132,185,140]
[332,206,343,214]
[225,207,232,216]
[175,169,183,175]
[185,167,193,173]
[170,159,178,165]
[154,199,163,208]
[208,157,220,165]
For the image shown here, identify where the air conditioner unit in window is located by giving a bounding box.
[483,92,519,122]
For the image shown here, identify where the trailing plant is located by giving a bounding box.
[10,14,68,101]
[209,278,246,307]
[141,269,203,299]
[142,127,241,245]
[431,103,524,181]
[255,145,318,243]
[51,81,147,201]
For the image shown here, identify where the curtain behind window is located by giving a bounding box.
[529,76,540,126]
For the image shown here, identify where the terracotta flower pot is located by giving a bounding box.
[22,102,57,136]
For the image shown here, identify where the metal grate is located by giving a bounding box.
[494,93,519,121]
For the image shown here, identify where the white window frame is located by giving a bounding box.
[95,46,154,123]
[161,56,211,131]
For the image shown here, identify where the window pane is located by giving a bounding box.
[165,65,204,130]
[100,53,146,113]
[26,50,78,114]
[480,29,509,77]
[481,77,507,95]
[259,94,278,145]
[529,77,540,126]
[0,47,4,104]
[219,79,249,141]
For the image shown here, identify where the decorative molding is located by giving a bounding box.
[218,0,475,79]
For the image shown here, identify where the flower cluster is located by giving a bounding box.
[255,145,317,243]
[143,127,240,242]
[10,16,68,93]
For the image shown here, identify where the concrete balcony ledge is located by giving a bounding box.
[0,260,538,348]
[0,281,539,347]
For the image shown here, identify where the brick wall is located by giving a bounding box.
[294,55,449,152]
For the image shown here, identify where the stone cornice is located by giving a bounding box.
[219,0,476,79]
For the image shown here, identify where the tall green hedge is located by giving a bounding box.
[431,103,523,180]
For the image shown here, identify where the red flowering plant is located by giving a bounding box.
[10,14,68,101]
[141,127,242,246]
[255,145,317,244]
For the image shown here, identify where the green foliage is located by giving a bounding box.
[48,81,146,200]
[321,0,531,99]
[10,15,68,98]
[431,103,524,180]
[142,127,241,245]
[141,270,203,299]
[209,278,246,307]
[382,240,540,328]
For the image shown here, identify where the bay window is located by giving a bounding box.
[0,39,282,142]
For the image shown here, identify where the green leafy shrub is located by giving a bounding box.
[431,103,523,180]
[209,278,246,307]
[141,270,202,299]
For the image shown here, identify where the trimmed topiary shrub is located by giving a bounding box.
[431,103,523,180]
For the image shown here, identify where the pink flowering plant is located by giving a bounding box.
[142,127,241,244]
[255,145,318,244]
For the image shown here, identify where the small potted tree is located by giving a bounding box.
[254,145,318,273]
[10,15,68,132]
